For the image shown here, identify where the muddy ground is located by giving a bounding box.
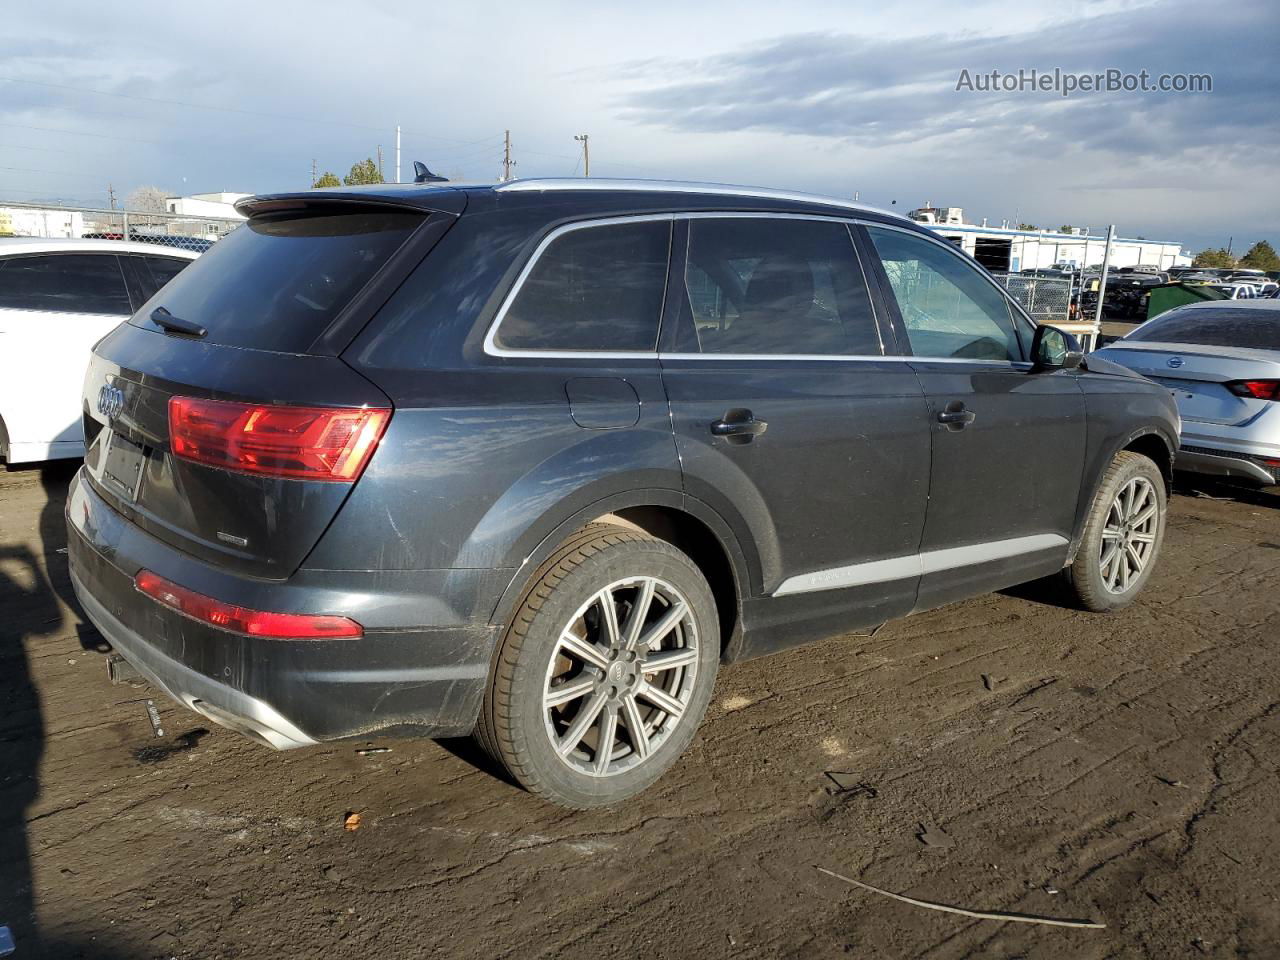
[2,463,1278,959]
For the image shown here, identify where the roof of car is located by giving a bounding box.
[240,178,910,222]
[0,237,201,258]
[1175,298,1280,311]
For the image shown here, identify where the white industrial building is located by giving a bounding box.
[164,192,249,219]
[909,205,1191,272]
[0,205,86,239]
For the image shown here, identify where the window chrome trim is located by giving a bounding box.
[773,533,1069,596]
[483,214,675,359]
[484,211,898,361]
[481,210,1036,364]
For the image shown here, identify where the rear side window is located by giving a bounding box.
[130,209,423,352]
[1127,308,1280,350]
[142,255,190,290]
[0,253,131,315]
[679,218,881,355]
[494,219,671,352]
[867,226,1023,362]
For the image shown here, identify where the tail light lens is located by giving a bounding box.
[1226,380,1280,402]
[169,397,391,481]
[136,570,363,639]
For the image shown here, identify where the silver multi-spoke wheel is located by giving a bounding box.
[1098,475,1158,594]
[478,522,719,807]
[542,576,698,777]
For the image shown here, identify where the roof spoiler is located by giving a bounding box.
[235,188,466,218]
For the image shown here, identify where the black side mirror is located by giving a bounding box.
[1029,325,1084,372]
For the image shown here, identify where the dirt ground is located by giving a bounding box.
[2,462,1278,959]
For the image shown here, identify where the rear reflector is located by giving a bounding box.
[1226,379,1280,401]
[135,570,363,639]
[169,397,390,481]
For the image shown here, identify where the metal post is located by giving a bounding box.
[395,125,401,184]
[122,211,129,241]
[1093,224,1116,328]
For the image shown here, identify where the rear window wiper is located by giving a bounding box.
[150,306,207,338]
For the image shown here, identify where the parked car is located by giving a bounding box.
[1095,301,1280,485]
[0,238,198,465]
[1081,272,1164,319]
[1207,282,1259,300]
[67,179,1179,808]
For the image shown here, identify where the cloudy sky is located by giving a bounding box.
[2,0,1275,253]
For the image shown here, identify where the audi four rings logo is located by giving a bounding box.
[97,383,125,420]
[1167,357,1185,368]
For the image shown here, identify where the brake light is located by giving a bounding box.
[1226,380,1280,401]
[169,397,390,481]
[135,570,363,639]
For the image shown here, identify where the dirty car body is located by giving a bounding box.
[67,179,1179,778]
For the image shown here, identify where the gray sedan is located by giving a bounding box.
[1094,300,1280,486]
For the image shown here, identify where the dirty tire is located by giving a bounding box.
[1066,451,1167,612]
[476,523,719,808]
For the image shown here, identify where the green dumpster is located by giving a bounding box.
[1147,282,1228,320]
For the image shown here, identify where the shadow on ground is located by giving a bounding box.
[1,461,131,958]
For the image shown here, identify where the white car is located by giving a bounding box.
[0,238,199,465]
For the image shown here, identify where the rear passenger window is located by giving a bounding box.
[0,254,131,315]
[866,226,1023,362]
[143,256,189,290]
[495,220,670,352]
[678,218,881,356]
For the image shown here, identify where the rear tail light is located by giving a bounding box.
[169,397,391,481]
[1226,380,1280,401]
[136,570,362,639]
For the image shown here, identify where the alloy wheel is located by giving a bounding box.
[1099,476,1158,594]
[541,576,699,777]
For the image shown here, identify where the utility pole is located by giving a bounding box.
[395,125,401,184]
[310,159,317,188]
[574,134,590,177]
[377,144,383,180]
[502,129,515,181]
[1093,223,1116,330]
[107,184,116,210]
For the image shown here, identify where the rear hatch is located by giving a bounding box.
[80,200,450,579]
[1098,341,1280,426]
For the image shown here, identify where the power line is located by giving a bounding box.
[0,120,167,145]
[1,76,505,146]
[0,164,118,181]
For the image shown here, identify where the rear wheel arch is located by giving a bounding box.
[489,495,751,662]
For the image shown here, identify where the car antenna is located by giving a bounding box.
[413,161,448,183]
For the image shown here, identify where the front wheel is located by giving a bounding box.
[475,523,720,808]
[1066,451,1167,611]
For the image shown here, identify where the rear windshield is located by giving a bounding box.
[129,208,423,352]
[1127,307,1280,351]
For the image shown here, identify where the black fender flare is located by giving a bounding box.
[486,487,759,635]
[1067,425,1178,563]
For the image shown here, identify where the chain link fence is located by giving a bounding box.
[0,201,242,253]
[990,272,1073,324]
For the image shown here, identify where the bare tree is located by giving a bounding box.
[125,185,171,212]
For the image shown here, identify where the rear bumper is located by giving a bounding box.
[66,469,505,746]
[1175,446,1276,486]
